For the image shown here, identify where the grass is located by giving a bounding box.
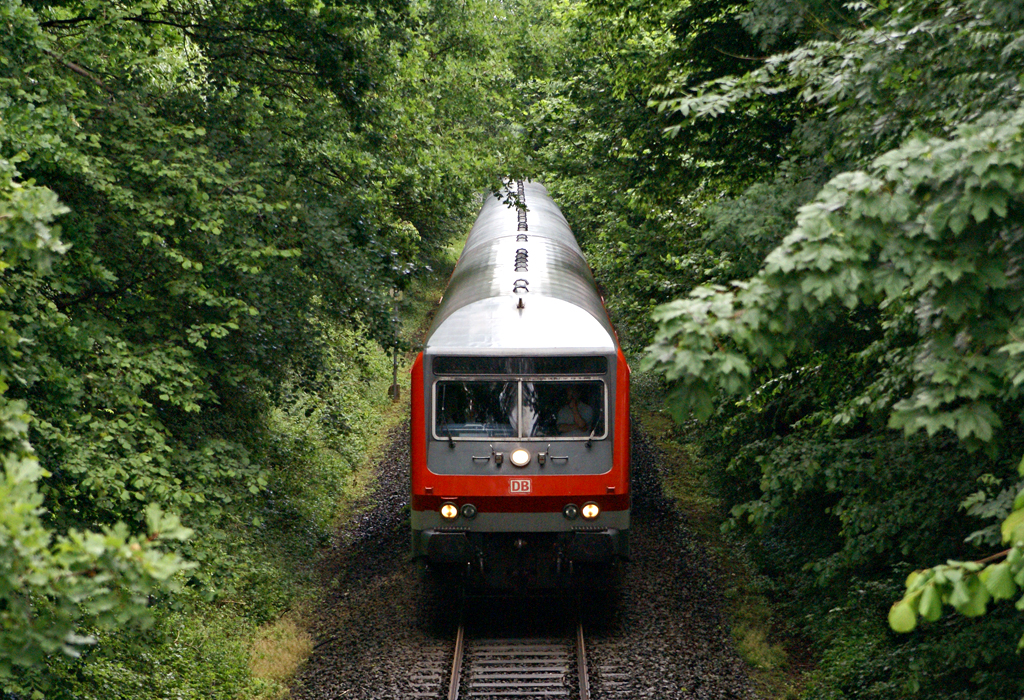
[249,609,314,699]
[395,235,464,349]
[246,343,411,698]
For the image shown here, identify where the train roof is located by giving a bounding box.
[425,181,617,355]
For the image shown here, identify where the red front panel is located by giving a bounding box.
[412,492,629,513]
[614,345,630,485]
[412,473,628,514]
[411,349,631,516]
[410,352,426,494]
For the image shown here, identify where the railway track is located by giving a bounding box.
[445,620,590,700]
[409,589,593,700]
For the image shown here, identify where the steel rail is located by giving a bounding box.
[576,620,590,700]
[448,619,466,700]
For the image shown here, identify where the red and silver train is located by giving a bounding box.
[410,180,630,588]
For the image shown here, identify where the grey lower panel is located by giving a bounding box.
[411,508,629,533]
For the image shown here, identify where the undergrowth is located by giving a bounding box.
[632,367,803,699]
[38,263,456,700]
[39,316,401,699]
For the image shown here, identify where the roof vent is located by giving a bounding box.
[514,248,529,272]
[516,180,528,231]
[514,181,530,306]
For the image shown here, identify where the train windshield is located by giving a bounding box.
[433,379,605,440]
[435,381,517,438]
[523,381,604,438]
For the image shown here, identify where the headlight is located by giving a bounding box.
[562,503,579,520]
[510,448,531,467]
[581,502,600,520]
[440,503,459,520]
[460,503,478,519]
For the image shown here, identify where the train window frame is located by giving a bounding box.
[431,376,608,442]
[432,356,608,376]
[432,379,519,440]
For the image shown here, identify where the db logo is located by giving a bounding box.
[509,478,532,494]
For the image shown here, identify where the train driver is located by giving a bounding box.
[557,385,594,436]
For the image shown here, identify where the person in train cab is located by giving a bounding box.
[557,385,593,436]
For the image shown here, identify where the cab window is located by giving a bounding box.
[522,381,604,438]
[435,381,517,438]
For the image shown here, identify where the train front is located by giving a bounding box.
[410,182,630,589]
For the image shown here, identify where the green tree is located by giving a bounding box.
[2,0,525,691]
[640,0,1024,692]
[0,147,194,690]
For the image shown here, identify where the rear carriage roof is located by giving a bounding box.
[425,182,617,355]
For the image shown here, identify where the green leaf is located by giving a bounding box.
[982,562,1017,601]
[950,577,990,617]
[919,583,943,622]
[889,600,918,633]
[1002,510,1024,545]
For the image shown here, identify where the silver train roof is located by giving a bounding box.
[425,181,617,354]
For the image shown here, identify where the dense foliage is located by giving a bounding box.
[9,0,1024,696]
[1,0,524,694]
[525,0,1024,697]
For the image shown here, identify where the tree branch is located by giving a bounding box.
[54,270,158,312]
[43,50,115,95]
[38,15,98,28]
[975,549,1011,566]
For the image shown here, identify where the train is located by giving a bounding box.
[409,180,630,589]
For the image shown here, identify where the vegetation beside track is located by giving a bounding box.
[524,2,1024,698]
[1,1,508,695]
[633,384,798,699]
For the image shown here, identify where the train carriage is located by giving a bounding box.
[410,180,629,588]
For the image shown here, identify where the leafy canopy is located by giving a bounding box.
[642,0,1024,647]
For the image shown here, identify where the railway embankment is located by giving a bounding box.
[634,410,809,699]
[286,417,766,699]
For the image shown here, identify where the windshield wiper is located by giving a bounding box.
[585,407,604,449]
[438,387,455,448]
[441,414,455,448]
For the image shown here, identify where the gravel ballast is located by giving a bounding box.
[290,422,757,699]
